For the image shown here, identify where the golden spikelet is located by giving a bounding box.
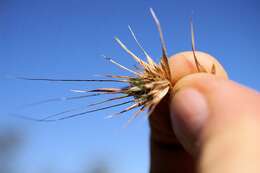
[15,8,216,122]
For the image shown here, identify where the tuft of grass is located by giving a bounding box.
[14,8,216,123]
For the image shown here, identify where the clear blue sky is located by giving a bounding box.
[0,0,259,173]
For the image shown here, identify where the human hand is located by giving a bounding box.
[149,51,260,173]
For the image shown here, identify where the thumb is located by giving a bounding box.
[170,73,260,172]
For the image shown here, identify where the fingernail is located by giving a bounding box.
[170,88,208,153]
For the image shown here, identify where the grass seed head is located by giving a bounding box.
[97,8,220,117]
[16,8,227,122]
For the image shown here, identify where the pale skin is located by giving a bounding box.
[149,51,260,173]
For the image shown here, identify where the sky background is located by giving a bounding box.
[0,0,260,173]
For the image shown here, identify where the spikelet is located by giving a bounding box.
[15,8,216,122]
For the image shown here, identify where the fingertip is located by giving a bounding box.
[168,51,228,85]
[170,87,208,154]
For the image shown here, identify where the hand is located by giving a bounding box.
[149,51,260,173]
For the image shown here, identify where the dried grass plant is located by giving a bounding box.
[16,8,225,123]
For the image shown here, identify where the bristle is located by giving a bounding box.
[150,8,167,57]
[103,74,134,79]
[54,100,134,121]
[211,63,216,74]
[116,102,143,115]
[190,19,207,73]
[39,108,81,121]
[115,37,148,68]
[103,55,140,76]
[87,95,129,107]
[128,25,156,67]
[17,77,127,83]
[105,101,144,119]
[20,93,103,108]
[123,106,145,128]
[190,19,200,72]
[9,113,50,122]
[17,100,135,122]
[160,55,171,81]
[73,88,123,93]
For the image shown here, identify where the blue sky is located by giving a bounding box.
[0,0,259,173]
